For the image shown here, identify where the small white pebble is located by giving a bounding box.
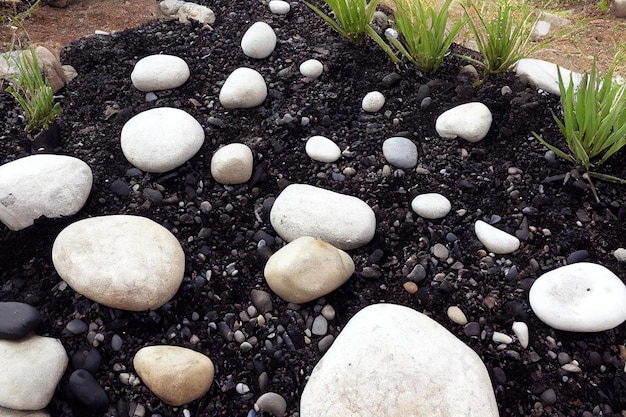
[614,247,626,262]
[492,331,513,344]
[269,0,290,15]
[362,91,385,113]
[561,363,582,373]
[300,59,324,79]
[512,321,529,349]
[446,306,468,325]
[236,383,250,394]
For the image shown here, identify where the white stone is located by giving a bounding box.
[300,304,499,417]
[435,102,492,142]
[270,184,376,250]
[492,331,513,344]
[447,306,467,325]
[269,0,290,15]
[210,143,254,184]
[0,336,68,410]
[515,58,582,96]
[529,262,626,332]
[0,407,49,417]
[512,321,529,349]
[0,155,92,231]
[134,345,214,406]
[52,215,185,311]
[474,220,520,254]
[361,91,385,112]
[299,59,323,79]
[177,3,215,25]
[219,67,267,109]
[159,0,185,16]
[531,20,551,41]
[265,236,354,303]
[411,193,451,219]
[305,135,341,163]
[120,107,204,173]
[241,22,276,59]
[131,54,190,92]
[382,136,417,169]
[613,247,626,262]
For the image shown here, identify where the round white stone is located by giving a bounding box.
[435,102,493,142]
[361,91,385,112]
[130,54,190,92]
[52,215,185,311]
[0,335,68,411]
[474,220,520,254]
[241,22,276,59]
[529,262,626,332]
[300,304,499,417]
[219,67,267,109]
[411,193,451,219]
[264,236,355,304]
[0,155,92,231]
[299,59,323,79]
[382,136,418,169]
[270,184,376,250]
[305,135,341,163]
[210,143,254,184]
[613,247,626,262]
[515,58,582,96]
[120,107,204,173]
[512,321,529,349]
[268,0,290,14]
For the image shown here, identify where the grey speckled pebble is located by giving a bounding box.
[250,289,273,314]
[0,302,41,340]
[254,392,286,417]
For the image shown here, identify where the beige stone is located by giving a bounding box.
[34,46,67,93]
[134,346,214,406]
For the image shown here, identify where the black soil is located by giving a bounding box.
[1,1,626,416]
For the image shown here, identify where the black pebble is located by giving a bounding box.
[71,348,102,374]
[0,302,41,340]
[69,369,109,411]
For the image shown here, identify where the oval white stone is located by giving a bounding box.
[512,321,529,349]
[264,236,355,303]
[219,67,267,109]
[241,22,277,59]
[447,305,468,325]
[411,193,451,219]
[299,59,323,79]
[269,0,290,14]
[529,262,626,332]
[270,184,376,250]
[210,143,254,184]
[382,136,418,169]
[515,58,582,96]
[0,155,92,231]
[130,54,190,92]
[52,215,185,311]
[120,107,205,173]
[474,220,520,254]
[435,102,492,142]
[305,135,341,163]
[362,91,385,112]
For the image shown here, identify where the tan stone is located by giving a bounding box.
[34,46,67,93]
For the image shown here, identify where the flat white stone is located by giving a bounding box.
[299,59,323,79]
[131,54,190,92]
[264,236,354,303]
[382,136,417,169]
[52,215,185,311]
[411,193,451,219]
[241,22,276,59]
[219,67,267,109]
[269,0,290,14]
[512,321,529,349]
[515,58,582,96]
[362,91,385,112]
[474,220,520,254]
[270,184,376,250]
[300,304,499,417]
[210,143,254,184]
[529,262,626,332]
[120,107,204,173]
[305,135,341,163]
[436,102,492,142]
[0,155,92,231]
[0,335,68,411]
[177,3,215,24]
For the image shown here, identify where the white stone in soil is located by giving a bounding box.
[382,136,417,169]
[255,392,287,416]
[0,335,68,411]
[614,247,626,262]
[131,54,190,92]
[0,407,49,417]
[177,2,215,24]
[529,262,626,332]
[411,193,451,219]
[241,22,277,59]
[305,135,341,163]
[219,67,267,109]
[264,236,354,304]
[474,220,520,254]
[531,20,551,41]
[133,345,214,406]
[52,215,185,311]
[159,0,185,16]
[446,305,468,325]
[435,102,492,142]
[361,91,385,112]
[299,59,323,79]
[492,331,513,344]
[300,303,499,417]
[270,184,376,250]
[268,0,290,15]
[210,143,253,184]
[0,155,92,231]
[515,58,582,96]
[120,107,204,173]
[512,321,529,349]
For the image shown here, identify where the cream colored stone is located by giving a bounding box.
[210,143,253,184]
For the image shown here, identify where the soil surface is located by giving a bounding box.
[1,1,626,417]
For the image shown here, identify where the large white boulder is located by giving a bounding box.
[300,304,499,417]
[515,58,582,96]
[219,67,267,109]
[0,155,92,231]
[52,215,185,311]
[120,107,205,173]
[270,184,376,250]
[436,102,492,142]
[131,54,190,91]
[210,143,254,184]
[241,22,277,59]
